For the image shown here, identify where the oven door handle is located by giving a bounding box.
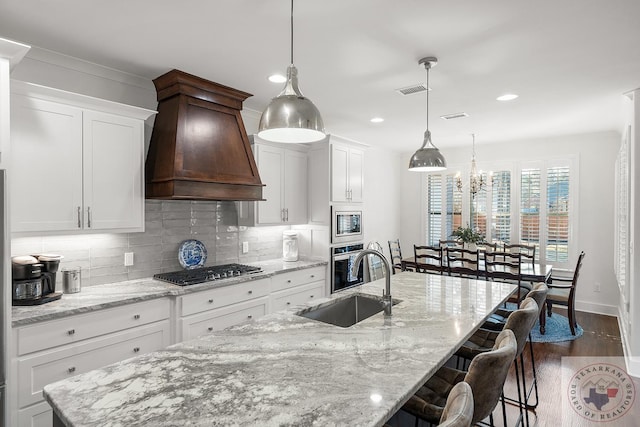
[333,252,362,262]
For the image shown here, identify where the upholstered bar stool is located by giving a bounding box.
[455,298,539,426]
[438,382,474,427]
[402,329,517,426]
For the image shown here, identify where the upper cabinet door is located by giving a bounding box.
[284,149,308,224]
[330,144,349,202]
[330,143,363,203]
[348,148,364,203]
[82,110,144,230]
[10,95,83,232]
[255,144,285,224]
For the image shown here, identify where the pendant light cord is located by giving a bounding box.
[425,64,430,131]
[290,0,294,65]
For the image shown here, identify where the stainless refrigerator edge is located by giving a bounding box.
[1,170,7,424]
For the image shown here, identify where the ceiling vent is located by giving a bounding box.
[396,83,428,96]
[440,112,470,120]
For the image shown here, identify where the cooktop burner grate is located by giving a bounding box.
[153,263,263,286]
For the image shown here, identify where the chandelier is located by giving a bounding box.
[455,134,492,196]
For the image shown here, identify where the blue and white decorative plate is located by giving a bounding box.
[178,239,207,270]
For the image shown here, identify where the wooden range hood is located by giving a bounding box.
[145,69,264,201]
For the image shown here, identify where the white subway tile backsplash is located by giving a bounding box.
[11,200,286,287]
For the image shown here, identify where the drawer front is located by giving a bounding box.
[271,266,326,292]
[271,282,325,313]
[180,297,268,341]
[18,400,52,427]
[18,320,170,408]
[18,298,170,356]
[180,278,269,317]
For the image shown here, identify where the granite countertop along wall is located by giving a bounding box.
[12,258,327,327]
[43,273,515,427]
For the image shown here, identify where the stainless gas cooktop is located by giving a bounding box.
[153,263,262,286]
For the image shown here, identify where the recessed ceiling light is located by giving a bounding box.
[497,94,518,101]
[268,74,286,83]
[370,117,384,123]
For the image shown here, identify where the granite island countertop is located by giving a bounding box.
[12,258,327,327]
[43,272,515,427]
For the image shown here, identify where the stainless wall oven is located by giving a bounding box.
[331,243,364,293]
[331,205,363,244]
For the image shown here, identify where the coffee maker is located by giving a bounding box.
[11,254,64,305]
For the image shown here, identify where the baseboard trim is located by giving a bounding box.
[575,300,618,317]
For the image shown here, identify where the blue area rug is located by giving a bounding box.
[530,312,583,343]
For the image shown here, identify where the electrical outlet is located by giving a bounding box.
[124,252,134,266]
[242,241,249,254]
[594,282,601,292]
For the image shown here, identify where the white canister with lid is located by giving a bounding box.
[282,231,299,262]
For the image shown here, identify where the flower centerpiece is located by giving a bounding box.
[451,225,485,249]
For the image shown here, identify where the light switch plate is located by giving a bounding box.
[124,252,134,266]
[242,242,249,254]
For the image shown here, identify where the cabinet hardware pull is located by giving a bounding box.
[286,302,291,305]
[68,329,75,335]
[77,206,82,228]
[287,280,291,283]
[208,327,213,331]
[133,347,140,353]
[248,290,253,294]
[310,275,315,278]
[310,295,314,298]
[68,367,76,373]
[281,208,285,222]
[208,299,214,303]
[285,208,289,222]
[133,314,140,320]
[247,315,253,319]
[87,206,92,228]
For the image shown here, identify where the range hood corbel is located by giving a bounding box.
[145,69,264,201]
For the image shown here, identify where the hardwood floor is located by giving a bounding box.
[498,308,624,426]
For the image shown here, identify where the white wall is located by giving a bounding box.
[399,130,621,315]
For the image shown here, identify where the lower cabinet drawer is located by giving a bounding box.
[270,282,325,313]
[271,266,326,292]
[180,297,268,341]
[17,298,170,356]
[18,400,52,427]
[18,320,170,408]
[179,279,270,317]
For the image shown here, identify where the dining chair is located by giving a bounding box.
[485,250,532,304]
[477,242,498,252]
[439,239,463,249]
[388,239,407,274]
[413,244,444,275]
[542,251,585,335]
[402,329,517,426]
[504,243,536,267]
[445,247,480,278]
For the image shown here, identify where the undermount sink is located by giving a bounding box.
[297,294,400,328]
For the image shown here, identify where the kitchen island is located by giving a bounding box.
[43,272,515,427]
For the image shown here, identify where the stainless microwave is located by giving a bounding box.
[331,205,363,244]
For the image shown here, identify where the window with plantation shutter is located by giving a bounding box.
[445,174,462,240]
[546,166,570,263]
[471,173,488,237]
[520,168,541,257]
[491,171,511,245]
[426,175,442,245]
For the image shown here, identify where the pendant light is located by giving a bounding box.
[408,57,447,172]
[258,0,325,143]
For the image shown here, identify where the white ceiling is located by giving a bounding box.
[1,0,639,152]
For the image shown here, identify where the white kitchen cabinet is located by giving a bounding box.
[255,143,308,224]
[331,142,363,203]
[269,266,326,312]
[177,278,270,342]
[9,81,155,233]
[12,298,171,427]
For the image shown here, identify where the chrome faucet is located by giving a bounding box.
[351,249,393,316]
